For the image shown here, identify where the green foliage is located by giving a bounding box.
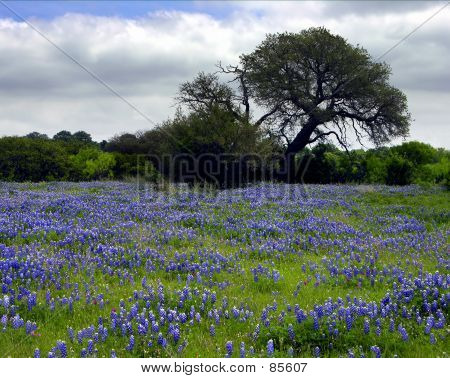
[298,141,449,186]
[385,155,413,186]
[69,147,116,180]
[0,137,69,182]
[242,27,411,152]
[111,152,160,182]
[1,134,447,186]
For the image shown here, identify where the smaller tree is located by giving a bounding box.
[53,130,73,142]
[73,131,93,144]
[386,155,413,185]
[25,132,49,140]
[69,148,115,180]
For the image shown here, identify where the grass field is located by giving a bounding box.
[0,182,448,358]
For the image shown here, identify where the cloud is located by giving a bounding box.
[0,2,448,147]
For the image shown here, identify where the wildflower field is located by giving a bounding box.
[0,182,448,358]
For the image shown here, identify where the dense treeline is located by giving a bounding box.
[0,125,448,186]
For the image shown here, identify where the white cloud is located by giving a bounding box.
[0,2,448,147]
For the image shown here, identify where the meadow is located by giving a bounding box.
[0,182,448,358]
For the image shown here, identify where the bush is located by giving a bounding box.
[69,148,116,180]
[0,137,69,182]
[385,155,414,185]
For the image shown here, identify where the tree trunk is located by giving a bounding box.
[279,118,318,183]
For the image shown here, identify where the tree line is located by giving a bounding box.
[0,129,448,187]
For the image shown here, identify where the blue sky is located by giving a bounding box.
[0,1,232,20]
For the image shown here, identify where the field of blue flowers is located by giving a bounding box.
[0,182,448,358]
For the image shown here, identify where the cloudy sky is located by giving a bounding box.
[0,1,448,148]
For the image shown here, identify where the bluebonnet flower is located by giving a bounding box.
[27,292,37,311]
[363,318,370,334]
[68,327,74,342]
[267,339,274,357]
[172,327,180,344]
[25,320,33,334]
[87,339,94,354]
[177,340,187,354]
[313,315,320,331]
[398,325,408,341]
[225,341,233,357]
[345,315,353,331]
[57,340,67,358]
[209,324,215,337]
[389,319,395,332]
[126,335,135,351]
[313,346,320,358]
[34,348,40,358]
[287,347,294,357]
[12,315,23,329]
[370,345,381,358]
[240,342,246,358]
[430,333,436,344]
[288,323,295,340]
[157,332,166,348]
[253,323,260,340]
[45,290,51,305]
[425,316,433,334]
[80,348,87,358]
[1,314,7,330]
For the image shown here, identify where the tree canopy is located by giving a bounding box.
[178,27,410,163]
[241,27,411,157]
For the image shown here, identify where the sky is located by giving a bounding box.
[0,1,449,148]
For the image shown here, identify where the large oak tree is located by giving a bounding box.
[178,27,411,181]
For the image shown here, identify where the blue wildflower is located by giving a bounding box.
[370,345,381,358]
[267,339,274,357]
[240,342,246,358]
[225,341,233,357]
[313,346,320,358]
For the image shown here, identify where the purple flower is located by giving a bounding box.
[87,339,94,354]
[398,325,408,341]
[370,345,381,358]
[57,340,67,358]
[126,335,135,351]
[288,323,295,340]
[313,346,320,358]
[363,318,370,334]
[77,330,83,344]
[68,327,74,342]
[287,347,294,357]
[225,341,233,357]
[430,333,436,344]
[240,342,246,358]
[267,339,274,357]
